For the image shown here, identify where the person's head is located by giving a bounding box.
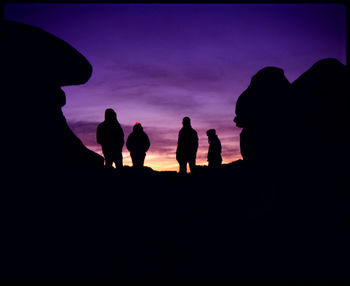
[105,108,117,121]
[182,117,191,127]
[206,129,216,137]
[133,122,143,132]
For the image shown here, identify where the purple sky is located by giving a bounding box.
[5,3,346,171]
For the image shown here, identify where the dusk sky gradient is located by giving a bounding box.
[5,3,346,171]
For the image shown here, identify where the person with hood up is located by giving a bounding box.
[206,129,222,168]
[97,108,124,169]
[126,122,150,168]
[176,117,199,174]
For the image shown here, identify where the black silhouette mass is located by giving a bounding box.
[1,19,349,280]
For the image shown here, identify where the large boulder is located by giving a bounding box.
[2,20,103,174]
[1,20,105,279]
[291,58,350,174]
[234,66,292,167]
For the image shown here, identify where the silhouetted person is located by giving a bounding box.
[206,129,222,168]
[176,117,199,174]
[126,122,150,168]
[97,108,124,168]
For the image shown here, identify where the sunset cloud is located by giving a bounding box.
[5,3,346,171]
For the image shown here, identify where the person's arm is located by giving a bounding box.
[207,144,210,161]
[145,134,150,152]
[176,131,182,161]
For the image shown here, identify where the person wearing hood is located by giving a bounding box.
[126,122,150,168]
[206,129,222,168]
[176,117,199,174]
[97,108,125,169]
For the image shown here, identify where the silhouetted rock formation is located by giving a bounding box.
[291,58,350,177]
[235,58,350,181]
[3,20,103,174]
[233,58,350,279]
[234,66,292,172]
[289,59,350,278]
[2,20,104,279]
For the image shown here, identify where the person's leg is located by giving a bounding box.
[134,155,141,168]
[131,153,136,168]
[115,152,123,169]
[105,157,113,168]
[179,160,187,174]
[210,158,221,168]
[139,153,146,167]
[131,153,143,168]
[102,147,113,168]
[189,158,196,173]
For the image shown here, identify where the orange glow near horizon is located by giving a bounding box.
[7,4,346,173]
[88,145,242,172]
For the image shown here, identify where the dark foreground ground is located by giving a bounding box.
[2,160,348,279]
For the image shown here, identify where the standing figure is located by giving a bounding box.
[206,129,222,168]
[176,117,199,174]
[126,122,150,168]
[97,108,125,168]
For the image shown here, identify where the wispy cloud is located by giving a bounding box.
[6,3,345,171]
